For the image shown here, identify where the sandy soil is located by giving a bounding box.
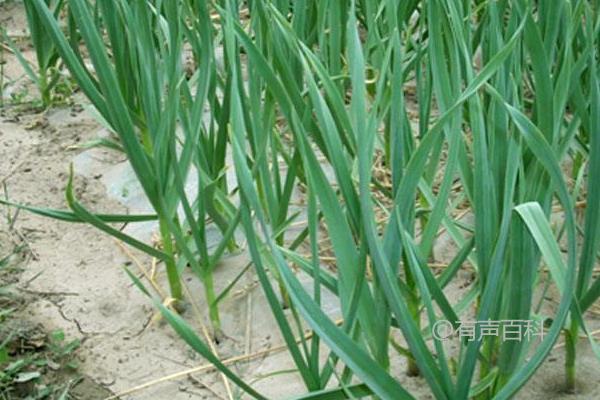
[1,2,599,400]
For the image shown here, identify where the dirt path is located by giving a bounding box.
[1,104,221,399]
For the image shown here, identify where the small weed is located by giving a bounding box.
[0,246,80,399]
